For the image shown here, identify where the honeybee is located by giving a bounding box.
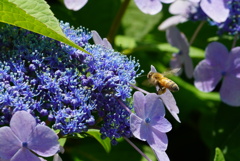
[147,65,179,95]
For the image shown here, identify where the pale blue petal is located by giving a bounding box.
[169,1,192,15]
[154,150,170,161]
[102,38,113,49]
[0,127,21,161]
[10,111,36,142]
[151,117,172,133]
[134,0,162,15]
[159,90,181,122]
[64,0,88,11]
[227,47,240,77]
[28,125,59,157]
[133,91,146,119]
[92,31,103,45]
[130,113,146,141]
[200,0,229,23]
[194,60,222,92]
[147,127,168,151]
[160,0,174,4]
[220,75,240,106]
[158,15,188,30]
[11,148,41,161]
[145,93,165,119]
[205,42,229,70]
[166,26,189,52]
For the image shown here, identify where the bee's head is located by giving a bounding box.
[147,72,154,79]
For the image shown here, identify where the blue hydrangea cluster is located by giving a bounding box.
[213,0,240,35]
[0,23,142,142]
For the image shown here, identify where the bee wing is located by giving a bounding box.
[162,68,181,77]
[142,79,154,87]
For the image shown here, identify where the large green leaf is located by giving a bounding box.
[0,0,90,54]
[86,129,111,153]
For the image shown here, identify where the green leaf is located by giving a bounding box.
[59,138,67,147]
[214,148,225,161]
[86,129,111,153]
[0,0,90,55]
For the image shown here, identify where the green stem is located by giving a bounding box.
[232,34,239,48]
[189,21,205,45]
[107,0,130,43]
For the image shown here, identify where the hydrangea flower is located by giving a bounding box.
[194,42,240,106]
[64,0,88,11]
[130,91,172,161]
[208,0,240,35]
[0,111,59,161]
[200,0,229,23]
[92,30,112,49]
[158,0,206,30]
[134,0,175,15]
[149,65,181,122]
[0,23,142,143]
[166,26,193,78]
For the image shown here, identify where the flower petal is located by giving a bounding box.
[92,30,103,45]
[134,0,162,15]
[151,117,172,133]
[184,54,194,78]
[11,148,41,161]
[0,127,21,160]
[194,60,222,92]
[28,125,59,157]
[160,0,174,4]
[227,47,240,77]
[159,90,181,122]
[154,150,170,161]
[200,0,229,23]
[158,15,188,30]
[205,42,229,70]
[10,111,36,142]
[169,0,192,15]
[145,93,165,119]
[220,75,240,106]
[64,0,88,11]
[130,113,146,141]
[166,26,189,52]
[147,126,168,151]
[133,91,146,119]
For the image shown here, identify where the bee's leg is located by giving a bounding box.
[157,87,166,95]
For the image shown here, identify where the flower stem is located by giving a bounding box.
[118,99,132,114]
[124,137,152,161]
[189,21,205,45]
[130,84,150,95]
[232,34,239,48]
[107,0,130,43]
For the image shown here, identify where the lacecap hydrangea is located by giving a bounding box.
[0,22,142,143]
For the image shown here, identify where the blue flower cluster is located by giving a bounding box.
[213,0,240,35]
[0,23,142,142]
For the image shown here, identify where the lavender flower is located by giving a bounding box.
[92,30,113,49]
[64,0,88,11]
[166,26,193,78]
[134,0,175,15]
[194,42,240,106]
[149,65,181,122]
[158,0,206,30]
[0,111,59,161]
[130,91,172,161]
